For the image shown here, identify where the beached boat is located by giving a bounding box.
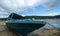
[6,13,46,36]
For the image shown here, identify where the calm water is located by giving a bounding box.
[41,19,60,24]
[40,19,60,28]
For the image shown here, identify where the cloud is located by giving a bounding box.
[0,0,60,18]
[0,0,60,13]
[0,15,8,18]
[0,12,9,15]
[0,0,42,12]
[42,0,60,10]
[0,12,9,18]
[48,12,60,16]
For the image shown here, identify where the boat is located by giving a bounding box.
[6,13,46,36]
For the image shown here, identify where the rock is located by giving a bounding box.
[28,28,60,36]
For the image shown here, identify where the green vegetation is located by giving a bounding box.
[0,18,7,20]
[0,15,60,20]
[25,15,60,19]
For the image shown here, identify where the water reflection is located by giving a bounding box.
[40,19,60,28]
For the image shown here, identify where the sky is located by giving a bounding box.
[0,0,60,28]
[0,0,60,18]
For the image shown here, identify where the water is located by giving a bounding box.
[40,19,60,28]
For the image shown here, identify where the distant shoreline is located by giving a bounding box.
[0,15,60,20]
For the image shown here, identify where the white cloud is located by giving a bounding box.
[0,0,42,12]
[48,12,60,16]
[0,12,9,18]
[0,0,60,13]
[41,0,60,10]
[0,15,8,18]
[0,7,5,12]
[0,12,9,14]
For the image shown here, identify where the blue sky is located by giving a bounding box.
[0,0,60,18]
[17,5,60,16]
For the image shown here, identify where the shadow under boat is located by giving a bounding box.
[6,13,46,36]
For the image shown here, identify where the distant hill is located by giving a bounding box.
[25,15,60,19]
[55,15,60,18]
[0,18,7,20]
[0,15,60,20]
